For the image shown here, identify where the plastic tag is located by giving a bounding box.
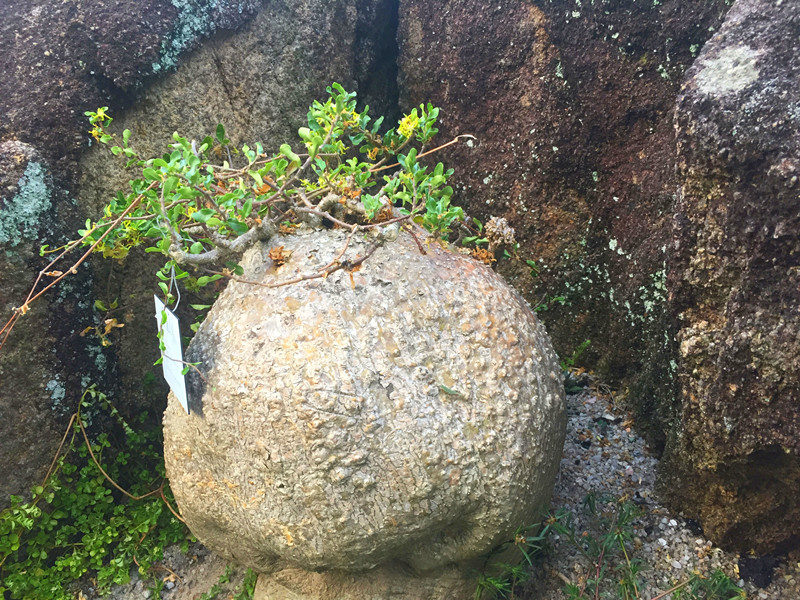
[154,295,189,414]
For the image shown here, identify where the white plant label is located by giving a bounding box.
[154,295,189,414]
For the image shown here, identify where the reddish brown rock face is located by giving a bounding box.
[397,0,731,450]
[396,0,800,552]
[664,0,800,553]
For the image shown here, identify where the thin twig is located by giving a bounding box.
[160,351,209,386]
[159,487,186,525]
[277,115,340,196]
[370,134,475,173]
[553,570,573,586]
[206,240,382,290]
[40,413,78,486]
[294,207,357,230]
[1,184,154,352]
[405,225,428,256]
[317,227,357,272]
[77,416,162,501]
[159,184,184,251]
[647,578,693,600]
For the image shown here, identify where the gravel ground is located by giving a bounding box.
[520,376,800,600]
[89,377,799,600]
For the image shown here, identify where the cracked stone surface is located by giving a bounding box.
[163,226,566,585]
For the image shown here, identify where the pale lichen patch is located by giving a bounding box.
[695,44,761,97]
[0,162,52,247]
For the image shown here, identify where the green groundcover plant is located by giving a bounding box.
[0,387,187,599]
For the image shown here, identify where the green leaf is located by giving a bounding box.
[225,261,244,276]
[249,170,263,187]
[403,148,417,170]
[162,176,178,198]
[191,208,216,223]
[362,193,382,219]
[196,275,222,287]
[190,304,212,310]
[240,198,253,218]
[142,168,160,181]
[279,143,301,167]
[216,124,225,143]
[226,219,248,235]
[190,242,204,254]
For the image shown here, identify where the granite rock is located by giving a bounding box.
[0,0,393,502]
[661,0,800,553]
[0,143,98,502]
[0,0,263,504]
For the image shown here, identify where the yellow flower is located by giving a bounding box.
[398,112,420,139]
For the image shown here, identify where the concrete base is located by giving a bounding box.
[253,562,477,600]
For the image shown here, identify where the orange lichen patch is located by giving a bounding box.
[269,245,292,266]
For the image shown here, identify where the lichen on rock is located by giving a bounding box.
[0,149,51,247]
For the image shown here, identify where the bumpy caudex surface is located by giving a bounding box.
[163,225,565,587]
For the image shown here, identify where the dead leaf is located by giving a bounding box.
[470,248,496,264]
[269,246,292,266]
